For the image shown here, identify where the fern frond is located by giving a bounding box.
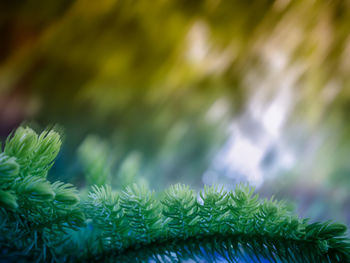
[0,127,83,262]
[199,185,229,234]
[120,184,162,244]
[84,184,350,263]
[78,136,111,186]
[15,176,55,202]
[88,185,118,208]
[4,127,61,178]
[1,126,349,263]
[116,152,142,189]
[0,190,17,211]
[0,153,19,210]
[161,184,198,239]
[27,129,62,178]
[0,153,19,185]
[83,185,125,254]
[52,181,80,206]
[4,127,38,164]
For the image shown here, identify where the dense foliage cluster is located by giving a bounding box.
[0,127,84,262]
[0,127,349,262]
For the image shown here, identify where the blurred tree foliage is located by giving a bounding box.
[0,0,349,195]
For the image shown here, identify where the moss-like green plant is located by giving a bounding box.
[0,127,349,262]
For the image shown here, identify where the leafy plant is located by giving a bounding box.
[1,127,349,262]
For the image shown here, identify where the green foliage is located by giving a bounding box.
[78,136,111,186]
[115,152,142,189]
[1,126,350,262]
[83,183,350,263]
[2,0,350,228]
[0,153,19,210]
[119,184,162,244]
[0,127,84,262]
[198,185,229,234]
[52,182,80,206]
[162,184,198,239]
[0,189,17,211]
[0,153,19,183]
[85,185,125,253]
[5,127,61,178]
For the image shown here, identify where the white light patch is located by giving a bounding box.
[224,132,265,185]
[262,101,285,138]
[205,125,266,187]
[206,99,229,121]
[262,86,292,138]
[186,21,209,65]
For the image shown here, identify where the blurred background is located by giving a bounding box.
[0,0,349,228]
